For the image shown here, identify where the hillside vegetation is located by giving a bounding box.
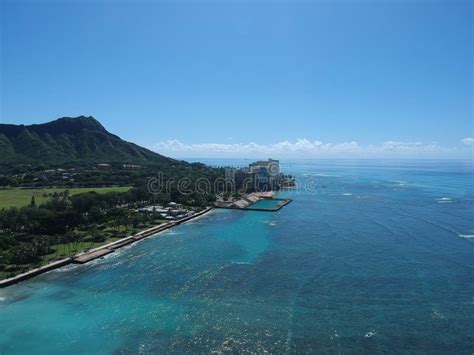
[0,116,178,165]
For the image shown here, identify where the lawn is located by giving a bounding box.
[0,187,131,209]
[0,219,168,280]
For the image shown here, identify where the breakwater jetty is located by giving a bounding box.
[215,191,275,209]
[0,207,213,288]
[245,198,292,211]
[215,191,292,212]
[215,198,292,212]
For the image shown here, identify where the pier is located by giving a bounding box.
[215,198,292,212]
[244,198,292,211]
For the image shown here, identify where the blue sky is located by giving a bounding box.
[1,0,472,158]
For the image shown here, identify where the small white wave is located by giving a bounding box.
[302,173,337,177]
[390,180,407,187]
[313,173,336,177]
[395,180,407,184]
[436,197,454,204]
[342,193,352,196]
[431,308,445,319]
[51,264,79,273]
[459,234,474,239]
[365,331,376,338]
[0,297,6,302]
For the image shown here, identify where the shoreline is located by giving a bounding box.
[214,191,275,209]
[215,198,292,212]
[0,207,214,288]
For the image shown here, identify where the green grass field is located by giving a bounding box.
[0,187,131,209]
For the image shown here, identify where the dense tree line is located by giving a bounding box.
[0,162,224,189]
[0,181,217,278]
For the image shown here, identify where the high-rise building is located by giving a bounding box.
[248,159,280,190]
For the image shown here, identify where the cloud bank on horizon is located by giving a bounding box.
[152,138,474,159]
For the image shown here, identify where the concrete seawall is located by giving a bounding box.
[0,258,73,288]
[0,207,213,288]
[216,198,292,212]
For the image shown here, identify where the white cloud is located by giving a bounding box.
[462,137,474,146]
[151,138,472,159]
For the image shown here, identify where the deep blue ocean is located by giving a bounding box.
[1,159,473,353]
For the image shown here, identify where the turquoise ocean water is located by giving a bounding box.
[246,198,285,209]
[0,160,473,353]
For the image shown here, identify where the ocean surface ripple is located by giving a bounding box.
[1,159,473,353]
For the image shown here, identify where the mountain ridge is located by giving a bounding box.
[0,116,179,165]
